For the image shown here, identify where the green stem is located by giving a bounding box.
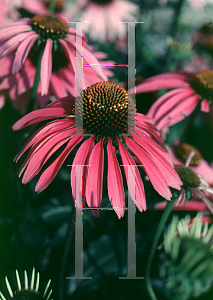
[179,102,201,144]
[48,0,56,14]
[145,198,176,300]
[27,46,44,113]
[59,207,76,300]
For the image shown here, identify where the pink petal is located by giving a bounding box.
[41,39,53,95]
[201,99,210,113]
[65,38,108,81]
[35,135,83,193]
[86,139,104,211]
[12,33,39,73]
[190,188,213,214]
[0,31,35,59]
[59,39,76,73]
[13,107,71,130]
[192,160,213,185]
[0,24,32,42]
[0,94,5,109]
[135,127,172,163]
[135,121,164,147]
[132,133,182,189]
[116,137,146,212]
[71,136,94,214]
[14,119,73,162]
[50,72,69,99]
[21,128,76,183]
[147,88,195,119]
[157,94,200,130]
[155,200,208,211]
[129,78,190,94]
[107,138,125,218]
[123,136,172,200]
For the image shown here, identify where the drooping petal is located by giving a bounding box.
[155,200,208,211]
[135,127,173,164]
[189,188,213,214]
[86,139,104,212]
[12,33,39,73]
[123,136,173,200]
[147,88,195,119]
[65,38,108,81]
[107,138,125,218]
[14,119,74,162]
[21,128,75,183]
[0,24,31,42]
[41,39,53,95]
[156,94,200,130]
[0,31,35,59]
[116,137,146,212]
[35,135,83,193]
[201,99,210,113]
[130,77,190,95]
[13,107,72,130]
[71,136,94,214]
[132,133,182,189]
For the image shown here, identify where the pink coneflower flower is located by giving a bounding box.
[156,143,213,212]
[156,147,213,213]
[13,81,182,218]
[130,70,213,132]
[0,14,108,96]
[171,142,213,186]
[70,0,138,42]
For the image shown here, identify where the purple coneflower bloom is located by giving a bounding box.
[13,81,182,218]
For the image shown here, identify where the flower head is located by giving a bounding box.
[155,143,213,212]
[0,14,108,96]
[130,70,213,133]
[168,147,213,213]
[70,0,138,42]
[160,214,213,300]
[13,81,182,218]
[0,268,52,300]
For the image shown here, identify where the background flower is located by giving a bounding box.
[69,0,139,42]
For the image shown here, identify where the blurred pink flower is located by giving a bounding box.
[13,81,182,218]
[0,0,22,25]
[0,49,113,113]
[21,0,69,21]
[0,14,108,96]
[70,0,138,42]
[184,56,210,73]
[130,70,213,132]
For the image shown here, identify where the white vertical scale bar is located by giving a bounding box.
[75,22,84,135]
[120,165,144,279]
[68,165,92,279]
[127,22,136,135]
